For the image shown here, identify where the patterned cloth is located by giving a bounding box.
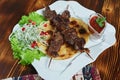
[2,65,101,80]
[71,64,101,80]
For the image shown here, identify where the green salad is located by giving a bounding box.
[9,12,48,65]
[18,12,46,27]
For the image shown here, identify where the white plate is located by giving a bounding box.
[10,1,116,80]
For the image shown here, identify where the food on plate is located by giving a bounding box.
[9,6,91,65]
[43,7,90,59]
[9,12,49,65]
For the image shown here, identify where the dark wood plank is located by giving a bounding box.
[0,0,119,79]
[93,0,120,80]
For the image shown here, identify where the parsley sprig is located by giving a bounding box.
[96,17,106,27]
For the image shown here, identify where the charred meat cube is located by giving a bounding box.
[61,10,70,23]
[50,14,69,31]
[62,28,77,45]
[43,6,57,20]
[47,32,64,57]
[61,10,70,19]
[74,37,86,50]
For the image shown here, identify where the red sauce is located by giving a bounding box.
[89,16,105,33]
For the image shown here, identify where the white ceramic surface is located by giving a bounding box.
[9,1,116,80]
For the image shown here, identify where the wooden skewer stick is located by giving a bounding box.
[66,5,69,10]
[83,48,94,60]
[48,57,52,68]
[86,52,94,60]
[61,52,94,74]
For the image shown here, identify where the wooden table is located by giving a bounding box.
[0,0,119,80]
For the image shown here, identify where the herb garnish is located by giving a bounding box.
[96,17,106,27]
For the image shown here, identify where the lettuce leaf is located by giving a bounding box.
[10,33,46,65]
[18,12,46,27]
